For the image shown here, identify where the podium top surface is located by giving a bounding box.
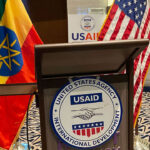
[35,39,149,78]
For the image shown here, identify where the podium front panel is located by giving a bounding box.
[40,78,128,150]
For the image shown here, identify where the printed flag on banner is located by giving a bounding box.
[98,0,150,127]
[72,122,104,137]
[0,0,43,149]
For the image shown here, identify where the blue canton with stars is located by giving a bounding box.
[0,27,23,76]
[115,0,147,27]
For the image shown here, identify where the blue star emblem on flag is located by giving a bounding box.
[0,26,23,76]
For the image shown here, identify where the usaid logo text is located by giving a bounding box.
[50,77,122,149]
[70,93,102,105]
[72,32,99,41]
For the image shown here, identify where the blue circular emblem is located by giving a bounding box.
[50,77,123,149]
[80,16,95,31]
[0,26,23,76]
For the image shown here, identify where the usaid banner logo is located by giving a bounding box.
[70,93,102,105]
[50,77,122,149]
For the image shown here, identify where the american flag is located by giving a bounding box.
[72,122,104,137]
[98,0,150,127]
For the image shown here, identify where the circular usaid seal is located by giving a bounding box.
[80,16,95,31]
[50,77,122,149]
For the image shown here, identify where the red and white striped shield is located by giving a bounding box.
[72,122,104,137]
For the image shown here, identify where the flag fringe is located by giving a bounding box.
[0,147,7,150]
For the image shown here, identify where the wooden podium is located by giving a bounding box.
[35,39,149,150]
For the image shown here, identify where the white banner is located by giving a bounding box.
[68,12,106,43]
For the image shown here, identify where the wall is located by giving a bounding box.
[23,0,68,44]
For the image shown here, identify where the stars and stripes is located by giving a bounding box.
[98,0,150,126]
[115,0,146,27]
[72,122,104,137]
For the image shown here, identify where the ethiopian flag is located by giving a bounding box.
[0,0,42,149]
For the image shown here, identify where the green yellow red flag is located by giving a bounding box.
[0,0,43,149]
